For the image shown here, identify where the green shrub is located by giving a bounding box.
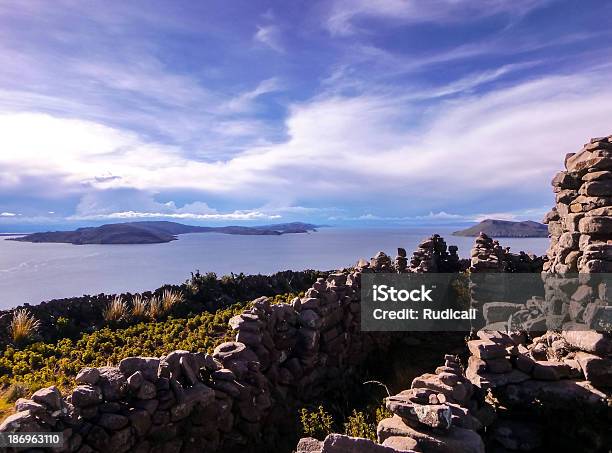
[0,299,258,394]
[343,404,391,441]
[299,405,334,440]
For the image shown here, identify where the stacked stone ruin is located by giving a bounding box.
[470,232,543,274]
[543,135,612,273]
[463,136,612,451]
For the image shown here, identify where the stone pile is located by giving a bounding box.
[469,233,544,274]
[543,135,612,273]
[470,233,505,273]
[376,355,486,453]
[408,235,462,273]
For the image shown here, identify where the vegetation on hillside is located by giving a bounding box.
[0,293,298,419]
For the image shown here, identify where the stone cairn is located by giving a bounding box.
[470,233,543,274]
[297,355,487,453]
[469,233,506,273]
[363,235,463,274]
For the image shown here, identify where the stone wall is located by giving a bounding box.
[0,268,375,452]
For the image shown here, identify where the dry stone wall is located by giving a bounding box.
[0,270,377,453]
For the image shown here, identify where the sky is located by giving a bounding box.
[1,0,612,231]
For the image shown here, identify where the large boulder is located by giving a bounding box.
[0,410,42,432]
[575,352,612,387]
[71,385,103,407]
[31,386,62,411]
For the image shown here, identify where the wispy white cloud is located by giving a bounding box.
[325,0,550,36]
[332,207,550,223]
[0,212,17,217]
[2,68,612,218]
[222,78,282,113]
[69,210,280,221]
[254,24,284,53]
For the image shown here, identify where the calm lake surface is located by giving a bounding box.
[0,227,549,309]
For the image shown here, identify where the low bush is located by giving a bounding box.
[299,405,335,440]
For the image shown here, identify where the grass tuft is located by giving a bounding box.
[10,309,40,345]
[147,295,164,319]
[103,296,127,322]
[131,295,148,318]
[161,289,183,312]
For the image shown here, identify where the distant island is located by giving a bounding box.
[8,221,319,245]
[452,219,548,238]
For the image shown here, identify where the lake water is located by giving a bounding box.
[0,228,549,309]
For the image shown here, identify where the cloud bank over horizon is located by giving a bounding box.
[1,0,611,229]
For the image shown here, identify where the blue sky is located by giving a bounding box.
[1,0,612,230]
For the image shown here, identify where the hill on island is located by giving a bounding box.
[452,219,548,238]
[9,221,319,245]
